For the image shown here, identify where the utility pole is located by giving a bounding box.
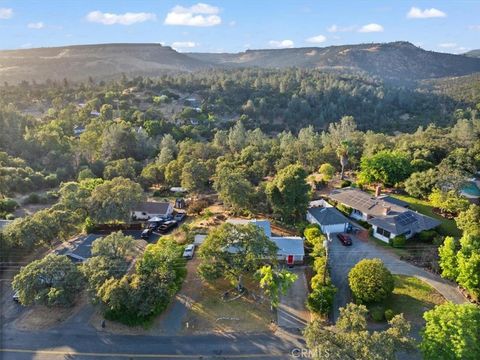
[323,237,329,285]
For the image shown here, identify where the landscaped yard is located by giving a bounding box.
[391,194,461,237]
[371,275,445,325]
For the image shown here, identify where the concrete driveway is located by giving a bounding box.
[277,267,310,330]
[328,233,466,321]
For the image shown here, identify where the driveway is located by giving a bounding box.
[328,234,466,321]
[277,267,310,330]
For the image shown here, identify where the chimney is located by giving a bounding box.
[375,185,382,198]
[383,206,391,216]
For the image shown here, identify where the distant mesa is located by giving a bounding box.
[1,41,480,84]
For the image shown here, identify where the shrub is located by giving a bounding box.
[304,226,323,246]
[416,230,438,243]
[44,173,59,187]
[336,203,352,216]
[5,213,15,220]
[348,258,394,303]
[340,180,351,188]
[306,284,336,315]
[319,163,335,181]
[370,306,385,321]
[188,199,209,215]
[84,217,95,234]
[0,198,18,213]
[23,193,40,204]
[392,235,406,248]
[384,309,395,321]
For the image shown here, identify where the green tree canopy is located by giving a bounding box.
[89,177,145,224]
[304,303,414,360]
[420,303,480,360]
[91,231,135,260]
[348,258,394,303]
[198,223,277,290]
[12,254,84,307]
[256,265,297,308]
[358,150,412,187]
[266,164,310,224]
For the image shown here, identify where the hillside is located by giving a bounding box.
[464,49,480,58]
[0,43,209,84]
[188,42,480,82]
[2,41,480,84]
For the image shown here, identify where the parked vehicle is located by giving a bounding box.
[158,220,178,234]
[183,244,195,259]
[12,291,20,303]
[174,212,186,222]
[141,228,153,239]
[337,233,352,246]
[66,253,86,263]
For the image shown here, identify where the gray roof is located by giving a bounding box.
[70,234,100,259]
[378,195,410,208]
[271,237,305,256]
[0,220,13,230]
[329,187,407,217]
[308,207,348,226]
[135,202,171,215]
[368,210,441,235]
[226,219,272,237]
[330,187,440,236]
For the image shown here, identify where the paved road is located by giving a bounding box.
[277,267,310,329]
[328,233,466,320]
[0,325,304,360]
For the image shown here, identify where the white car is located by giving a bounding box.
[183,244,195,259]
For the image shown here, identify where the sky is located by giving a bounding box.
[0,0,479,53]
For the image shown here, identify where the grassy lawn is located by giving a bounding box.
[370,275,445,325]
[391,194,461,237]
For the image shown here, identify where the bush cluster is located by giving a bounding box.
[305,226,336,316]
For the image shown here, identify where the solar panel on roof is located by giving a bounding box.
[396,212,417,226]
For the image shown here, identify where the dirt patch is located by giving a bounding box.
[14,292,88,330]
[183,275,276,334]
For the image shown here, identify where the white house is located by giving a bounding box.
[132,201,173,221]
[329,188,440,243]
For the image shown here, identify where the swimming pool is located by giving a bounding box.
[462,181,480,197]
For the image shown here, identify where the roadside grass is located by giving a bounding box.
[184,276,275,333]
[369,275,445,325]
[391,194,461,237]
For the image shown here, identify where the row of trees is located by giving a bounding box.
[439,204,480,300]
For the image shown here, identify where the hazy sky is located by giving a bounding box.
[0,0,479,53]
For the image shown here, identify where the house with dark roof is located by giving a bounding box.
[329,187,440,243]
[306,199,349,234]
[132,201,173,220]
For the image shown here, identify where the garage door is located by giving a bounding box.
[323,223,347,234]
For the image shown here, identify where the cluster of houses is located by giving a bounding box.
[59,186,441,267]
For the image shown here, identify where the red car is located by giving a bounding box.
[337,233,352,246]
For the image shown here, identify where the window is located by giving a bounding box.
[376,227,391,238]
